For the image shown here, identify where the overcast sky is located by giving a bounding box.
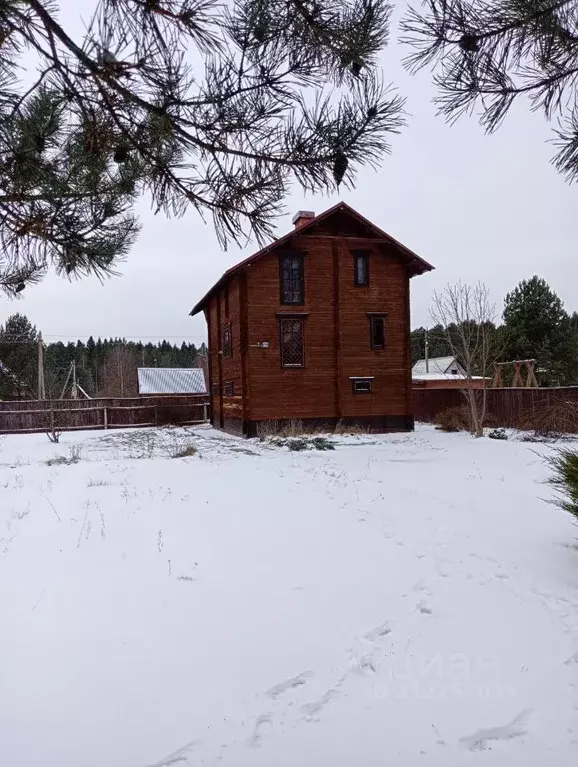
[3,5,576,346]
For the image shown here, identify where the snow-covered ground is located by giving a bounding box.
[1,424,578,767]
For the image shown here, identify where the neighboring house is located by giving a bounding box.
[137,368,207,396]
[412,356,486,389]
[190,202,434,436]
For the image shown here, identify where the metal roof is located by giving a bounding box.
[137,368,207,395]
[412,356,460,376]
[190,201,434,316]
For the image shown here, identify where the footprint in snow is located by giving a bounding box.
[301,689,340,720]
[247,714,273,749]
[459,708,532,751]
[350,649,379,675]
[145,739,201,767]
[363,622,392,642]
[266,671,313,699]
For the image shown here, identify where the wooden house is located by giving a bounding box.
[190,202,434,436]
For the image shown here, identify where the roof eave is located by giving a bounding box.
[190,201,434,314]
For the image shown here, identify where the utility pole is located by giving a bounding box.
[37,333,46,400]
[60,361,72,399]
[425,327,429,373]
[70,360,78,399]
[117,344,124,397]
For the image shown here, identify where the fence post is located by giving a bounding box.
[203,403,208,422]
[103,407,108,430]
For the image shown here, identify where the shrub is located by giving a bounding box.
[517,400,578,441]
[171,444,197,458]
[435,407,469,433]
[545,449,578,522]
[488,428,508,440]
[46,428,62,444]
[45,444,83,466]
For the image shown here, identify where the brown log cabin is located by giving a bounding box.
[190,202,434,436]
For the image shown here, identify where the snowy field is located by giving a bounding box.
[1,424,578,767]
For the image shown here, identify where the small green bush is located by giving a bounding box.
[270,436,336,452]
[546,449,578,522]
[287,438,310,451]
[310,436,335,451]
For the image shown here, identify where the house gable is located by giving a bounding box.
[190,202,433,316]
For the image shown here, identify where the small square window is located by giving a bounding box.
[369,315,386,350]
[353,250,370,286]
[352,378,372,394]
[222,323,232,358]
[223,380,234,396]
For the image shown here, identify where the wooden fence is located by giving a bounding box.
[413,386,578,429]
[0,395,210,435]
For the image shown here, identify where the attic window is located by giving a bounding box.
[353,250,370,286]
[280,251,304,305]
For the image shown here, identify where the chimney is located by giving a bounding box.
[292,210,315,229]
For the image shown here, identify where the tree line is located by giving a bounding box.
[412,276,578,387]
[0,313,207,400]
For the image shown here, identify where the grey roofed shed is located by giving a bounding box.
[137,368,207,395]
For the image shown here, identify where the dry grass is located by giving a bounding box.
[278,419,304,437]
[256,419,280,438]
[333,420,371,436]
[86,478,112,488]
[256,419,304,437]
[96,428,199,459]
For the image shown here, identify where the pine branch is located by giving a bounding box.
[0,0,403,291]
[401,0,578,176]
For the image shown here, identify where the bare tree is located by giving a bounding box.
[431,281,496,437]
[99,342,139,397]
